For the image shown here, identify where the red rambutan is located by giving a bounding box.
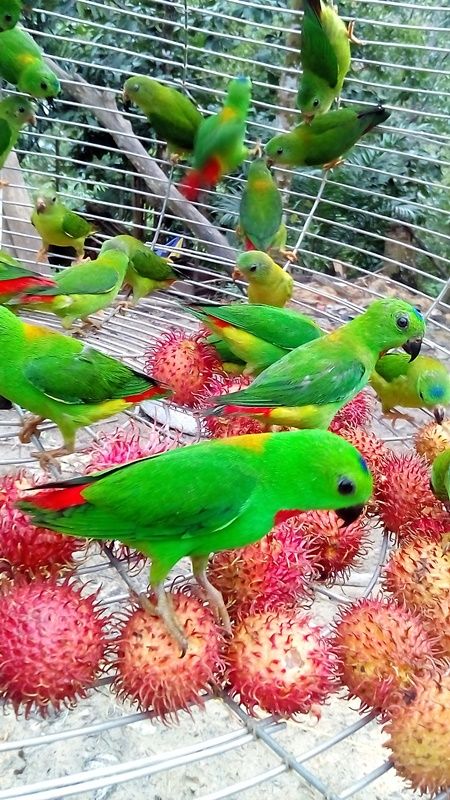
[414,419,450,463]
[331,597,438,712]
[225,609,335,718]
[329,391,373,433]
[0,578,108,716]
[145,328,222,407]
[375,450,446,537]
[338,426,388,481]
[291,510,368,582]
[400,515,450,544]
[86,423,178,472]
[207,522,318,621]
[0,471,84,578]
[198,373,265,438]
[383,673,450,796]
[113,593,222,720]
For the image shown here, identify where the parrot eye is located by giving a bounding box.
[337,477,355,496]
[52,196,56,202]
[249,265,257,272]
[396,314,409,330]
[4,14,12,21]
[313,98,320,108]
[276,147,284,155]
[40,81,48,91]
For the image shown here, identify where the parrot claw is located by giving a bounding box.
[347,20,366,45]
[383,409,415,426]
[19,415,45,444]
[192,558,232,636]
[323,157,345,171]
[35,246,49,263]
[31,446,72,472]
[115,299,132,314]
[280,248,297,263]
[144,586,189,657]
[0,179,9,188]
[248,140,263,159]
[168,152,181,165]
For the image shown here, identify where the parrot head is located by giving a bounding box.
[34,194,57,215]
[297,77,334,122]
[417,370,450,422]
[359,299,425,362]
[2,96,36,126]
[233,251,279,284]
[431,448,450,502]
[247,157,274,185]
[0,0,21,31]
[265,131,301,167]
[19,64,61,99]
[226,76,252,113]
[122,76,155,109]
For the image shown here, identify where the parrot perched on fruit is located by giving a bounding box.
[0,96,35,180]
[188,303,323,374]
[100,235,183,304]
[181,76,252,202]
[298,0,359,121]
[265,106,390,170]
[431,449,450,504]
[18,428,373,653]
[237,159,291,259]
[370,353,450,424]
[203,299,425,429]
[123,75,203,158]
[31,194,96,263]
[0,306,170,467]
[233,251,294,308]
[0,26,60,98]
[0,249,56,302]
[9,250,129,330]
[0,0,22,31]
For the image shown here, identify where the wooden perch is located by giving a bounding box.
[47,59,236,271]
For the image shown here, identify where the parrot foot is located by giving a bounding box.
[248,140,263,159]
[32,446,72,472]
[115,299,132,314]
[35,246,49,263]
[79,317,103,334]
[152,585,189,656]
[0,179,10,188]
[73,252,86,264]
[279,248,297,263]
[19,415,45,444]
[347,20,366,45]
[323,157,345,171]
[192,559,232,636]
[383,409,415,426]
[168,152,181,165]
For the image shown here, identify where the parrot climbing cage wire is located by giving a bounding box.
[0,0,449,798]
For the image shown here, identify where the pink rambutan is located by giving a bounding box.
[86,423,178,472]
[338,427,388,483]
[400,515,450,544]
[145,327,222,407]
[375,451,447,537]
[207,522,318,621]
[113,592,222,720]
[225,609,335,718]
[331,597,438,712]
[0,578,108,716]
[383,673,450,795]
[198,373,265,438]
[329,391,373,434]
[414,419,450,463]
[291,509,368,582]
[0,471,84,578]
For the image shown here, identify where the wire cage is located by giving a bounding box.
[0,0,449,798]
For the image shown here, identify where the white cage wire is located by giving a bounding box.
[0,0,449,798]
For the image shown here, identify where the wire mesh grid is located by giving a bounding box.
[0,0,449,798]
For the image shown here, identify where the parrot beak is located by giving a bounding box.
[302,113,314,125]
[28,112,37,125]
[232,267,244,281]
[402,336,422,361]
[35,197,47,213]
[266,157,274,168]
[336,504,365,525]
[46,97,56,110]
[122,89,131,111]
[433,406,446,424]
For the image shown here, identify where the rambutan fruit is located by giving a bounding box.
[375,451,445,537]
[225,609,335,718]
[0,471,84,578]
[113,592,222,720]
[198,374,265,438]
[86,423,178,472]
[207,522,318,621]
[331,597,438,712]
[383,673,450,795]
[414,419,450,463]
[338,426,388,482]
[0,578,108,716]
[421,600,450,661]
[145,327,222,407]
[400,515,450,544]
[291,510,368,582]
[329,391,373,434]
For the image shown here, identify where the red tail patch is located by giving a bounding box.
[180,158,222,202]
[124,384,168,404]
[0,276,56,298]
[28,483,89,511]
[17,293,56,304]
[209,315,231,330]
[244,238,257,251]
[274,509,302,526]
[222,404,272,417]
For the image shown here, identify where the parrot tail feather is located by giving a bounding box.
[123,383,170,404]
[20,483,89,512]
[0,276,56,298]
[244,238,257,251]
[203,404,272,418]
[180,158,222,202]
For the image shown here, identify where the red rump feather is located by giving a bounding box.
[16,293,56,304]
[0,276,56,298]
[244,238,257,251]
[222,405,272,417]
[180,158,222,202]
[123,384,167,404]
[27,484,89,511]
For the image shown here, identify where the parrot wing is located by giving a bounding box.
[373,353,410,382]
[214,351,366,408]
[61,208,93,240]
[131,249,181,281]
[0,118,12,156]
[239,187,282,251]
[308,108,355,134]
[301,0,339,88]
[192,305,322,350]
[24,347,159,405]
[194,111,246,166]
[53,262,120,295]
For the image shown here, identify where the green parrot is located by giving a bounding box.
[0,248,57,302]
[31,193,96,263]
[203,299,425,429]
[9,250,129,330]
[233,251,294,308]
[181,76,252,202]
[123,75,203,158]
[0,306,170,467]
[18,428,373,652]
[237,159,291,260]
[0,95,35,182]
[431,449,450,504]
[298,0,359,121]
[0,26,60,98]
[188,303,323,375]
[371,353,450,424]
[0,0,22,32]
[265,106,390,170]
[99,235,183,305]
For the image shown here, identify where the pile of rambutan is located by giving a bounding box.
[198,373,265,438]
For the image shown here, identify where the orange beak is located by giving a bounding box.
[35,197,46,213]
[28,113,37,125]
[302,113,314,125]
[232,267,244,281]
